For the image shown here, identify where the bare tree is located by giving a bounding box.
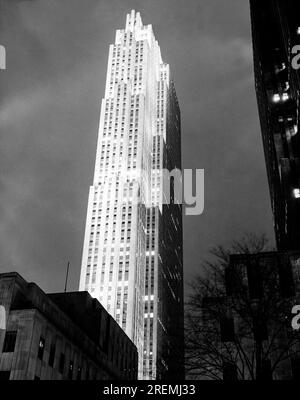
[185,233,300,380]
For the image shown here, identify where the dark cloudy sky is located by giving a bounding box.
[0,0,275,297]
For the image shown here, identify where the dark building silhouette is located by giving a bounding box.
[250,0,300,250]
[0,272,138,380]
[191,1,300,381]
[202,251,300,380]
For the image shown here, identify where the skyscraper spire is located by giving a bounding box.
[125,10,143,32]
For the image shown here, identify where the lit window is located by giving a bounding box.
[68,360,74,380]
[293,188,300,199]
[293,125,298,135]
[58,353,65,374]
[272,94,280,103]
[38,337,45,360]
[282,93,289,101]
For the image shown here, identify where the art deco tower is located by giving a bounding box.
[79,10,184,379]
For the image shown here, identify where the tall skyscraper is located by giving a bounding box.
[250,0,300,251]
[79,10,184,380]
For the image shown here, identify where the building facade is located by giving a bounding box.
[250,0,300,250]
[0,272,137,380]
[79,10,184,379]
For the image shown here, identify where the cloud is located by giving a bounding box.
[0,92,45,125]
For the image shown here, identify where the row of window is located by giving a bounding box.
[37,335,90,379]
[1,331,94,380]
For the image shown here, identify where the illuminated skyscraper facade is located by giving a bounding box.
[79,10,184,379]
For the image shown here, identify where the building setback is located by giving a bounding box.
[250,0,300,250]
[0,272,138,380]
[79,10,184,379]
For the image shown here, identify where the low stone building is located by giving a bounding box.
[0,272,138,380]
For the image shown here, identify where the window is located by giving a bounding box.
[247,260,263,299]
[220,317,235,342]
[0,371,10,380]
[59,353,65,374]
[2,331,17,353]
[48,343,56,367]
[68,360,74,380]
[225,267,236,296]
[77,366,82,381]
[279,257,295,298]
[37,337,45,360]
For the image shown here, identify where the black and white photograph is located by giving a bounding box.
[0,0,300,396]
